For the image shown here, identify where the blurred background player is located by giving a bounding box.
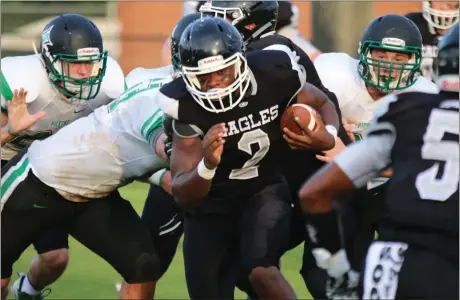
[298,23,459,299]
[276,1,322,61]
[311,13,438,279]
[0,13,125,300]
[406,1,459,81]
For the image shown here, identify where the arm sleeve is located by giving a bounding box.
[172,119,203,138]
[334,134,393,188]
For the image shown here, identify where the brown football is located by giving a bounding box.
[280,103,318,135]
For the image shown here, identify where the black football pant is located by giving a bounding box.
[140,184,183,278]
[1,158,69,257]
[1,151,160,283]
[183,182,292,299]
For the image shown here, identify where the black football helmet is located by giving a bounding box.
[170,13,202,72]
[40,14,107,100]
[199,1,278,45]
[433,23,459,92]
[179,17,250,113]
[358,14,422,93]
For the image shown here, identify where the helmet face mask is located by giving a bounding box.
[179,17,251,113]
[357,14,423,94]
[40,14,107,101]
[182,52,251,113]
[45,48,108,100]
[358,40,422,93]
[423,1,459,30]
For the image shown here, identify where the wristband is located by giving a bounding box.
[5,124,20,137]
[197,158,216,180]
[325,125,338,140]
[148,168,168,186]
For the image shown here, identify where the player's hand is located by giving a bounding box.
[283,113,335,151]
[342,117,358,142]
[316,137,347,163]
[202,123,227,169]
[7,88,47,135]
[326,269,360,300]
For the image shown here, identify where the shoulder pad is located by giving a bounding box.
[1,54,45,103]
[172,119,203,138]
[100,56,126,99]
[314,52,358,93]
[125,65,174,88]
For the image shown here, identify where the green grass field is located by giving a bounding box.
[9,182,312,299]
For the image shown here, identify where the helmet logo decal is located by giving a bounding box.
[198,55,224,67]
[41,25,54,49]
[382,37,406,49]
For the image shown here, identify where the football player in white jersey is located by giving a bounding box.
[1,72,173,299]
[310,13,439,280]
[0,14,125,300]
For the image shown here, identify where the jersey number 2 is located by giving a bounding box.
[229,129,270,180]
[415,108,459,201]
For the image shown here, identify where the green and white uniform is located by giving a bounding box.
[1,54,125,161]
[314,52,439,188]
[24,77,170,202]
[125,65,174,88]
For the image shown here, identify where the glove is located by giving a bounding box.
[326,269,360,300]
[162,114,174,159]
[164,134,173,159]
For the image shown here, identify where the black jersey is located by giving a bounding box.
[368,91,459,261]
[248,33,350,193]
[158,49,305,202]
[406,12,442,81]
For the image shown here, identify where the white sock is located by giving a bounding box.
[21,275,41,295]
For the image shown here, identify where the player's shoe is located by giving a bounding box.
[10,273,51,300]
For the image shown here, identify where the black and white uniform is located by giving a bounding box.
[334,91,459,299]
[157,49,306,299]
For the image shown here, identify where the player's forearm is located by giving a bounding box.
[172,168,212,208]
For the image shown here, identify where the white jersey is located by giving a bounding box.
[314,52,438,189]
[1,54,125,160]
[125,65,174,88]
[27,77,171,202]
[314,52,439,134]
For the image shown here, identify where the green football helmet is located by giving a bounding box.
[40,14,108,100]
[358,14,423,93]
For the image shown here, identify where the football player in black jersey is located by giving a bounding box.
[156,17,340,299]
[298,23,459,299]
[406,1,459,81]
[199,1,351,298]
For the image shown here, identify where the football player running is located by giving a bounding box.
[0,14,125,300]
[199,2,351,297]
[406,1,459,81]
[156,17,340,299]
[298,23,459,299]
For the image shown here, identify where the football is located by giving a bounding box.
[280,104,318,135]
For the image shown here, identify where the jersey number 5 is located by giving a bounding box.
[415,108,459,202]
[229,129,270,180]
